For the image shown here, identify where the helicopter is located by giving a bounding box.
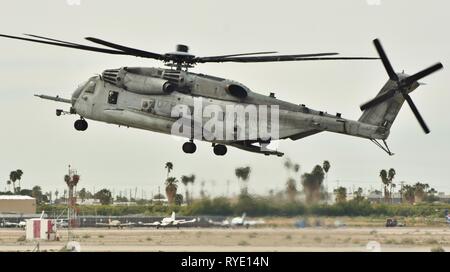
[0,34,443,156]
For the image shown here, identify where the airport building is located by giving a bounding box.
[0,195,36,214]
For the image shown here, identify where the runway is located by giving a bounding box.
[1,227,449,252]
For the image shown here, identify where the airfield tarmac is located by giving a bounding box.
[0,227,449,252]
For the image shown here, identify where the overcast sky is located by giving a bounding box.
[0,0,449,198]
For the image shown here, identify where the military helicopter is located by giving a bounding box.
[0,34,443,156]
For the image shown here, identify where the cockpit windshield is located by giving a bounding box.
[72,76,98,100]
[84,80,96,93]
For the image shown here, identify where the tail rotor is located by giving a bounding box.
[360,39,443,134]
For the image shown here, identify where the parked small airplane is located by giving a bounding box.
[208,213,265,228]
[55,219,69,228]
[0,220,26,229]
[95,218,135,229]
[138,212,196,229]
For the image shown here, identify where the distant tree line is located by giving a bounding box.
[37,196,450,218]
[3,161,446,215]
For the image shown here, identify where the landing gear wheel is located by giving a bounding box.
[213,144,227,156]
[74,119,88,131]
[182,142,197,154]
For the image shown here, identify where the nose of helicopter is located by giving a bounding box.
[71,82,85,102]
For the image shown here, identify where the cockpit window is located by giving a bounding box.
[108,91,119,104]
[84,80,96,93]
[72,80,88,100]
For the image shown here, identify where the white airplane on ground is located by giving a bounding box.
[208,213,265,228]
[55,219,69,228]
[0,220,26,229]
[138,212,196,229]
[95,219,135,229]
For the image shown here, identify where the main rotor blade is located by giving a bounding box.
[402,63,443,86]
[195,51,279,62]
[360,88,397,111]
[373,39,398,81]
[284,56,379,60]
[198,54,377,63]
[0,34,128,55]
[403,93,430,134]
[24,34,82,46]
[85,37,164,60]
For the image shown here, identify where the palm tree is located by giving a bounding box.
[387,168,396,203]
[235,166,251,195]
[165,177,178,204]
[79,188,87,203]
[189,174,196,201]
[46,191,52,204]
[32,186,43,204]
[54,190,59,202]
[200,180,206,198]
[286,178,297,202]
[401,185,415,204]
[413,182,429,203]
[323,161,330,174]
[428,188,438,196]
[181,175,191,204]
[323,161,331,200]
[379,170,389,203]
[165,162,173,178]
[6,180,11,192]
[353,187,365,202]
[15,170,23,192]
[301,165,325,204]
[334,186,347,203]
[283,158,293,174]
[390,183,396,203]
[284,159,300,176]
[9,171,18,194]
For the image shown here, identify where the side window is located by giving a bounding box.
[108,91,118,104]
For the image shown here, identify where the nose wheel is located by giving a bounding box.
[74,119,88,131]
[213,144,227,156]
[182,141,197,154]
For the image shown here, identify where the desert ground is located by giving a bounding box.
[1,225,449,252]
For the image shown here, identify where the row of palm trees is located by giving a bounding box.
[283,159,331,204]
[163,161,437,206]
[163,161,254,204]
[379,168,396,203]
[378,168,436,204]
[164,162,198,205]
[400,182,436,204]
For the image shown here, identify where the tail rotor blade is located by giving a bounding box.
[403,93,430,134]
[373,39,398,81]
[402,63,443,86]
[360,88,397,111]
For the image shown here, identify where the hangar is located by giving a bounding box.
[0,195,36,214]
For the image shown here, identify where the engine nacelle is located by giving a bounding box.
[121,72,175,95]
[103,68,175,95]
